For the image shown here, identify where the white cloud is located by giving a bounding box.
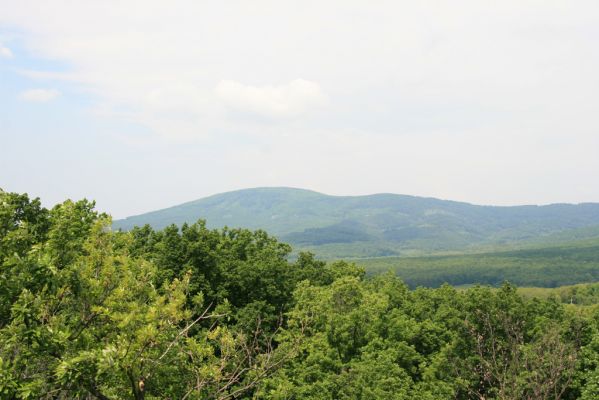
[19,89,61,102]
[4,1,598,136]
[215,79,327,118]
[0,43,13,58]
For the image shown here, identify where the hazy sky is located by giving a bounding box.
[1,1,599,218]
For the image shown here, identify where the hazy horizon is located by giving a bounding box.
[2,1,599,218]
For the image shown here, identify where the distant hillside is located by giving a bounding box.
[360,239,599,288]
[113,187,599,257]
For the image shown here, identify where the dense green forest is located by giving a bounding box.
[113,188,599,259]
[5,189,599,399]
[360,241,599,288]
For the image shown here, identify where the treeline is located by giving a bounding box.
[3,190,599,399]
[361,243,599,288]
[518,283,599,306]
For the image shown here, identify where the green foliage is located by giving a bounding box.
[283,220,373,245]
[518,282,599,306]
[4,189,599,399]
[0,190,323,398]
[361,240,599,288]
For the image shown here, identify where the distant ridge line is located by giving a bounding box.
[113,187,599,259]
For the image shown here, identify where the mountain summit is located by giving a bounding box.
[113,187,599,258]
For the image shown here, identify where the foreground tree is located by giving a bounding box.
[0,191,300,399]
[443,285,583,400]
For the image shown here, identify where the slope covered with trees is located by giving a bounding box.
[361,240,599,288]
[113,187,599,258]
[4,189,599,399]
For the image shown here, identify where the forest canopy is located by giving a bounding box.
[2,189,599,399]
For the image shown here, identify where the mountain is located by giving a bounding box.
[113,187,599,258]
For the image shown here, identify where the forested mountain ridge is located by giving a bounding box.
[114,187,599,257]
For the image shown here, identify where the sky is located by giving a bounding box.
[1,1,599,218]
